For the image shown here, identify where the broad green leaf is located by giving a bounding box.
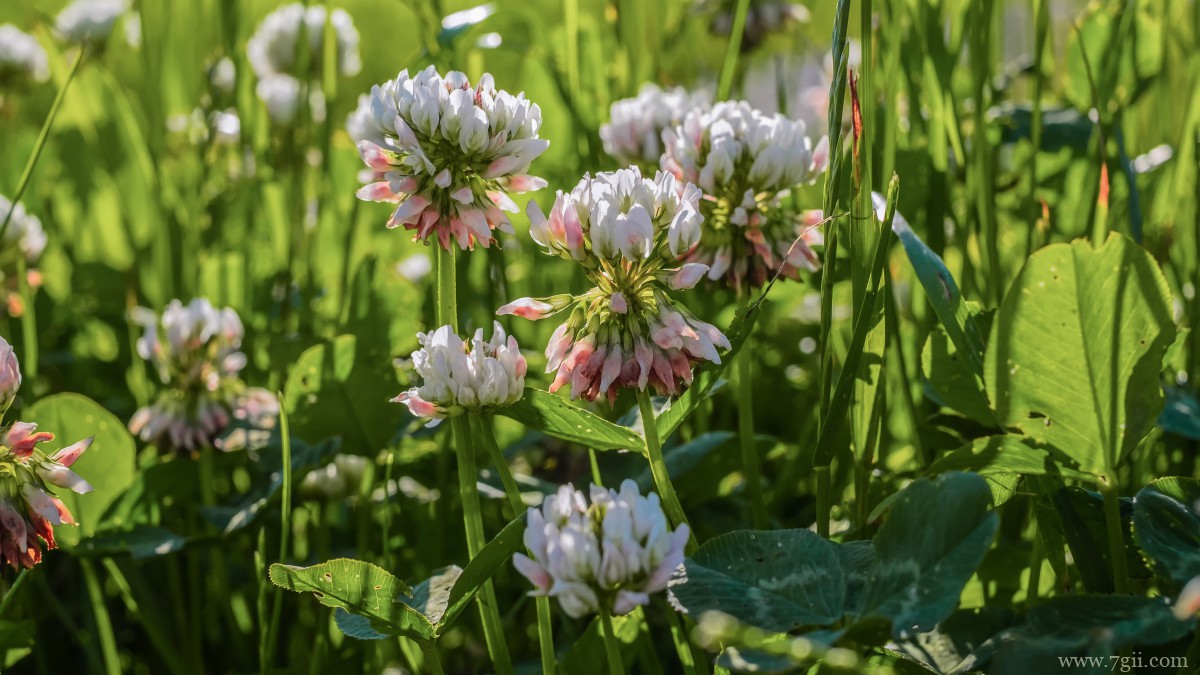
[1025,595,1191,648]
[334,609,389,640]
[891,607,1017,675]
[268,558,433,640]
[862,473,998,637]
[0,619,34,670]
[283,336,403,454]
[984,234,1175,475]
[498,388,644,454]
[25,393,137,547]
[670,529,845,632]
[927,435,1097,482]
[717,645,800,674]
[838,540,875,618]
[1132,477,1200,585]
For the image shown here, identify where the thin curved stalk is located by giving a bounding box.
[637,390,696,554]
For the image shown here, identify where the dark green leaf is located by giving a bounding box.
[862,473,998,637]
[74,525,189,559]
[635,431,734,493]
[927,435,1098,482]
[1133,477,1200,586]
[670,529,845,632]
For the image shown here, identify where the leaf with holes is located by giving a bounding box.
[268,558,433,640]
[984,233,1175,476]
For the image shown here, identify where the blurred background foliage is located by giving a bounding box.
[0,0,1198,673]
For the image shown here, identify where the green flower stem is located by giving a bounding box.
[451,415,514,675]
[0,48,85,243]
[1101,472,1130,594]
[16,257,37,379]
[734,294,767,529]
[637,389,697,555]
[815,466,831,538]
[598,605,625,675]
[420,640,446,675]
[262,397,293,674]
[437,245,512,675]
[0,568,29,617]
[475,415,556,675]
[1026,521,1045,607]
[81,559,121,675]
[665,605,703,675]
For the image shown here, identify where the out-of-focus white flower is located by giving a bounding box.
[513,480,689,618]
[129,299,276,453]
[0,195,47,264]
[0,25,50,86]
[0,336,19,416]
[247,3,361,80]
[211,109,241,145]
[210,57,236,97]
[393,322,526,427]
[498,166,727,404]
[123,11,140,47]
[256,73,302,125]
[662,100,827,289]
[54,0,128,45]
[600,84,711,167]
[1175,576,1200,620]
[300,454,368,501]
[354,66,549,250]
[396,252,432,283]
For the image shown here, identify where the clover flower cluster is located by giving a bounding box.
[498,166,728,404]
[393,322,526,427]
[54,0,129,45]
[0,25,49,88]
[247,3,361,125]
[600,84,711,167]
[129,299,277,453]
[513,480,689,618]
[299,454,368,501]
[354,66,548,250]
[0,337,93,570]
[0,196,47,318]
[662,100,827,289]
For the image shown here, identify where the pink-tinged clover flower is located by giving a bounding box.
[354,66,549,251]
[128,299,278,453]
[600,84,711,167]
[393,321,526,427]
[513,480,689,619]
[662,100,828,290]
[498,166,729,404]
[0,338,94,570]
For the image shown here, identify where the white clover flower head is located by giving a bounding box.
[742,54,832,138]
[246,3,361,80]
[0,195,47,264]
[129,299,271,453]
[54,0,128,45]
[498,166,727,404]
[662,100,828,289]
[346,93,387,147]
[392,321,527,426]
[0,420,93,570]
[513,479,689,618]
[299,454,368,501]
[354,66,549,251]
[0,25,50,86]
[210,57,237,97]
[600,84,711,167]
